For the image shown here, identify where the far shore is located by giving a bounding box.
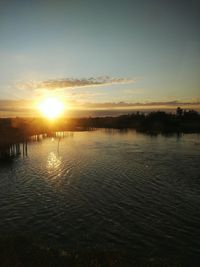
[0,108,200,154]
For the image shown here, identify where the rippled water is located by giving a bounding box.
[0,130,200,258]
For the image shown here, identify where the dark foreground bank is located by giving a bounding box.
[0,235,200,267]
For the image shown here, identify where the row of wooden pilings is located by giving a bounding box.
[0,131,75,160]
[0,142,28,160]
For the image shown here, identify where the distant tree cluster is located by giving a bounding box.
[0,108,200,137]
[73,107,200,134]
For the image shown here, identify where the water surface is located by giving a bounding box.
[0,130,200,259]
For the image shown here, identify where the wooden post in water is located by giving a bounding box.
[22,141,28,157]
[25,141,28,156]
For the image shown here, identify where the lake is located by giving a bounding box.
[0,129,200,262]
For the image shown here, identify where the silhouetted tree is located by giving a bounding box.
[176,107,183,117]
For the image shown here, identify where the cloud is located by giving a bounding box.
[0,100,34,117]
[0,100,199,117]
[18,76,135,91]
[78,101,200,109]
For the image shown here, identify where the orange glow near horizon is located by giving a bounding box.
[38,97,65,119]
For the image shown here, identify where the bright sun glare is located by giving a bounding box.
[38,98,65,119]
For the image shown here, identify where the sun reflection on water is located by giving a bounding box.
[47,152,61,170]
[46,152,63,187]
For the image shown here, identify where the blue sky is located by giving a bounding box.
[0,0,199,115]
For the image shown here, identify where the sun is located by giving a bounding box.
[38,98,65,119]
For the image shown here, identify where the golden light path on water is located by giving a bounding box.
[47,152,61,171]
[46,150,63,187]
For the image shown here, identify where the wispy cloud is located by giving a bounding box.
[18,76,135,91]
[0,100,199,118]
[0,100,34,117]
[78,101,200,109]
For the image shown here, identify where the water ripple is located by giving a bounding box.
[0,130,200,257]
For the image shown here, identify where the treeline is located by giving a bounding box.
[0,108,200,137]
[73,108,200,134]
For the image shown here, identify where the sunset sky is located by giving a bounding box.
[0,0,199,116]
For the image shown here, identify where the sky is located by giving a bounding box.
[0,0,200,116]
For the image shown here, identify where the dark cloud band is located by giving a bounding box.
[18,76,134,90]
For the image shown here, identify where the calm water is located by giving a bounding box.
[0,130,200,258]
